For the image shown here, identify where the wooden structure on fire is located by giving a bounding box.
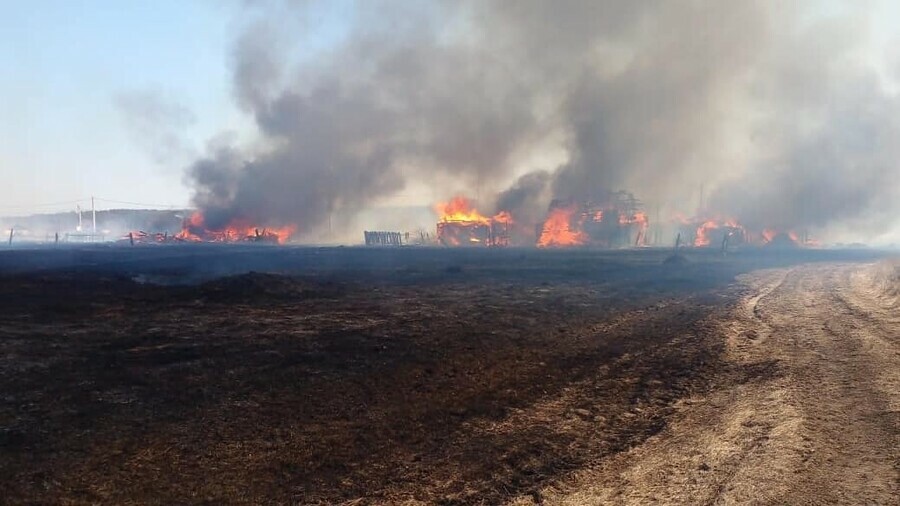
[436,219,509,247]
[540,191,649,248]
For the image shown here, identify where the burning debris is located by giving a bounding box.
[672,216,816,249]
[435,197,511,247]
[537,191,648,249]
[173,212,294,244]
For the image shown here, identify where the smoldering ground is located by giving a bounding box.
[182,0,900,243]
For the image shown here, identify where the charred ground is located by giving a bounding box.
[0,246,887,504]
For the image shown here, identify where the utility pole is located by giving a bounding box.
[91,196,97,237]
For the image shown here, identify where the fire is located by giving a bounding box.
[492,210,513,225]
[695,220,721,247]
[621,211,649,246]
[435,196,492,224]
[537,194,648,248]
[693,218,744,247]
[761,229,806,246]
[176,212,295,244]
[537,205,587,247]
[619,211,644,226]
[685,216,815,248]
[434,196,512,247]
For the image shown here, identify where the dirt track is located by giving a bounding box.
[539,263,900,505]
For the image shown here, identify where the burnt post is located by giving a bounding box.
[129,232,135,246]
[8,227,13,246]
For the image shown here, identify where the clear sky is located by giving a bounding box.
[0,1,239,215]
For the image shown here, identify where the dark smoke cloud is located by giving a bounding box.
[186,0,900,242]
[188,0,540,236]
[492,170,551,244]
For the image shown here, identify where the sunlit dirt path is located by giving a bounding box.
[533,263,900,505]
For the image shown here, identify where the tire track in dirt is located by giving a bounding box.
[763,266,897,504]
[527,263,899,505]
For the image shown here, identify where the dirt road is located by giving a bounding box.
[535,262,900,505]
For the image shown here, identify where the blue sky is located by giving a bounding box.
[0,1,238,214]
[0,0,360,215]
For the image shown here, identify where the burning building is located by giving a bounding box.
[537,191,648,248]
[435,197,511,247]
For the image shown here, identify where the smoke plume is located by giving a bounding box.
[186,0,900,242]
[116,90,197,166]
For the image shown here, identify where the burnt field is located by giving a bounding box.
[0,245,888,504]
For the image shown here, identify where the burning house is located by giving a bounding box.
[537,191,648,248]
[435,197,511,247]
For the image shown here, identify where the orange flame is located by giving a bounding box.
[761,229,805,246]
[434,196,513,247]
[537,205,587,247]
[176,212,295,244]
[624,211,649,246]
[687,217,816,248]
[434,196,492,225]
[492,210,513,225]
[695,220,720,247]
[693,218,743,247]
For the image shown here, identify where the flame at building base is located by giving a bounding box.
[537,192,649,248]
[176,212,296,244]
[679,215,817,248]
[537,205,587,247]
[434,196,512,247]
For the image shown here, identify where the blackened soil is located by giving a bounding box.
[0,247,882,504]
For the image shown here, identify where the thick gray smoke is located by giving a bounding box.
[708,18,900,236]
[492,171,552,244]
[186,0,900,242]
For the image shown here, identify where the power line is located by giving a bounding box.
[0,199,89,210]
[92,197,186,209]
[1,197,189,212]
